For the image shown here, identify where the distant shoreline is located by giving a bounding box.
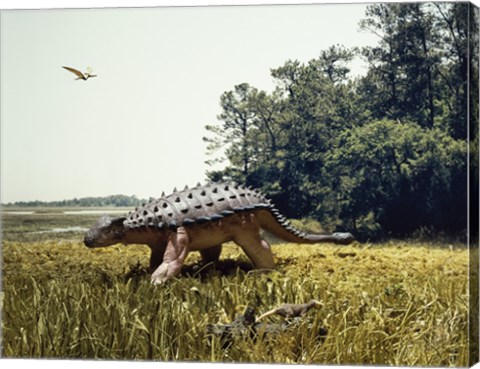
[1,194,148,208]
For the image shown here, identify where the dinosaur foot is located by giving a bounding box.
[151,262,178,285]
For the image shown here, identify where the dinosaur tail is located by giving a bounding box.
[256,209,354,245]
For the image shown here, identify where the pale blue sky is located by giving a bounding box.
[1,2,378,203]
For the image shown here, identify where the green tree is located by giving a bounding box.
[433,2,472,139]
[204,83,258,183]
[358,3,441,127]
[359,2,475,139]
[202,3,473,240]
[327,120,467,237]
[269,53,365,218]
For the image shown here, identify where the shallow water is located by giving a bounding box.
[31,226,89,234]
[2,211,35,215]
[2,209,127,215]
[63,210,127,215]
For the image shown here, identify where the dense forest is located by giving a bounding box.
[204,3,479,240]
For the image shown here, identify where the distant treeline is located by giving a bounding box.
[2,195,148,208]
[204,3,479,239]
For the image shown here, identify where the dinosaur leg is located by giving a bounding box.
[233,213,275,270]
[151,227,190,285]
[235,236,275,270]
[148,246,166,272]
[200,245,222,264]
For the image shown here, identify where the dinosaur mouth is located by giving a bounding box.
[84,234,94,247]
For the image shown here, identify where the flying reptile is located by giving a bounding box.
[62,66,97,80]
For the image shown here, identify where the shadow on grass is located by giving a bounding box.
[121,258,255,284]
[182,259,254,280]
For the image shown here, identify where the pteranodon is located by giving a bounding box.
[62,66,97,80]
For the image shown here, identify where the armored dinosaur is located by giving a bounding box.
[84,182,354,284]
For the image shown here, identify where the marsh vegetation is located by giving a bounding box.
[1,210,471,365]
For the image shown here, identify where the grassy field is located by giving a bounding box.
[0,210,473,365]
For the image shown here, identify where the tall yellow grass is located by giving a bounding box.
[1,239,470,365]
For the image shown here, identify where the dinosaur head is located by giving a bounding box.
[84,216,126,248]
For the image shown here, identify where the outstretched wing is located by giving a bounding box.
[62,66,85,79]
[86,67,97,78]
